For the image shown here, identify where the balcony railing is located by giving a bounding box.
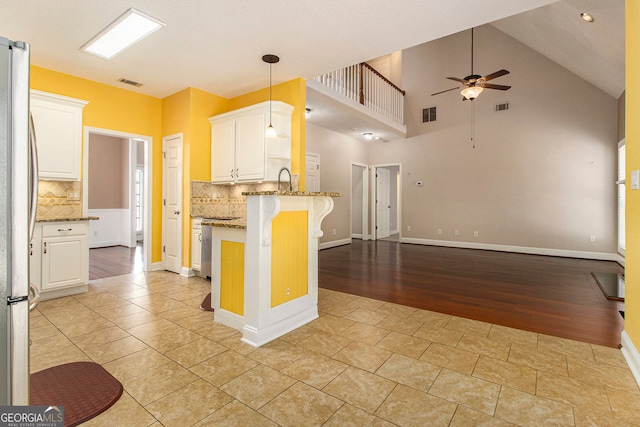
[313,63,405,126]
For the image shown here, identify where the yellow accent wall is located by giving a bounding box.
[228,78,307,191]
[625,2,640,347]
[162,88,229,266]
[30,65,306,269]
[30,66,164,263]
[271,211,308,307]
[220,240,245,315]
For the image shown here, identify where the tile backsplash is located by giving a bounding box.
[191,177,299,218]
[36,180,82,220]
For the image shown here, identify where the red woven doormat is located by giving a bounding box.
[200,293,214,311]
[30,361,123,427]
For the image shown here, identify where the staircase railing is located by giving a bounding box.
[313,62,405,125]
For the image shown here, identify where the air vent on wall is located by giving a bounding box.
[118,78,143,87]
[422,106,437,123]
[495,102,510,112]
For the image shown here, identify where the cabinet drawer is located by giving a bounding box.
[42,223,87,237]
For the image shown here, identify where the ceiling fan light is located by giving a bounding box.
[461,86,483,100]
[362,132,373,140]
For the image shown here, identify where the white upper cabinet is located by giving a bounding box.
[30,90,88,181]
[209,101,293,183]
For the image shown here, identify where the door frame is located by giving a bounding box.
[162,133,183,274]
[351,162,369,240]
[83,126,153,271]
[372,163,402,241]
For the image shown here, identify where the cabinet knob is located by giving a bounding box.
[174,210,181,215]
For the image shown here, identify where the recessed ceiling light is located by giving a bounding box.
[580,12,594,23]
[81,8,165,59]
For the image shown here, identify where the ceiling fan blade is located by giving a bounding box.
[480,83,511,91]
[481,69,510,82]
[446,76,466,83]
[431,86,462,96]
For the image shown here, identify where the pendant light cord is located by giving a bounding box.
[269,63,273,125]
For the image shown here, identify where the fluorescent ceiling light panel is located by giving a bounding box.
[81,8,165,59]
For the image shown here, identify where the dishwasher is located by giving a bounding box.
[200,224,212,278]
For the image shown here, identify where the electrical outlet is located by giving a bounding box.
[437,228,442,235]
[590,235,596,242]
[332,228,337,235]
[473,231,479,237]
[66,190,80,200]
[454,229,460,236]
[407,225,411,232]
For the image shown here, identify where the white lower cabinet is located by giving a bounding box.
[192,218,202,272]
[31,221,89,300]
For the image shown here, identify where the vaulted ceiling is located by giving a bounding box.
[0,0,581,99]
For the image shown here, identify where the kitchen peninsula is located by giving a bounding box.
[203,190,340,347]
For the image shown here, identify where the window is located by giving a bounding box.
[422,106,437,123]
[135,167,143,234]
[618,140,625,255]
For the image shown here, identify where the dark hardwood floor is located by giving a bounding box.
[89,243,144,280]
[318,240,625,348]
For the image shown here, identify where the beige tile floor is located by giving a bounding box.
[29,271,640,426]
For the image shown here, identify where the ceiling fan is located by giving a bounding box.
[432,28,511,101]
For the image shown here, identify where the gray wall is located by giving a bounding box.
[88,134,129,209]
[310,24,619,255]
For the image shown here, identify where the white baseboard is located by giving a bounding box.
[399,237,617,261]
[351,233,363,239]
[621,330,640,387]
[319,238,352,250]
[89,240,125,249]
[181,267,196,277]
[150,262,163,271]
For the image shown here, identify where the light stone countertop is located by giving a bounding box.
[201,218,247,229]
[242,191,342,197]
[36,216,99,223]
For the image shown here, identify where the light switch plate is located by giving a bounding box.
[632,170,640,190]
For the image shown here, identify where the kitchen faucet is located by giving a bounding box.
[278,167,292,192]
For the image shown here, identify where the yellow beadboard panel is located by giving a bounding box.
[271,211,308,307]
[220,240,245,315]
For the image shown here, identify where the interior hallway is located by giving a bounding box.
[30,269,639,426]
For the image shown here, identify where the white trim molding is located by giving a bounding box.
[400,237,618,261]
[621,330,640,387]
[319,238,352,250]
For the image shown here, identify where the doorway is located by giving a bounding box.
[162,133,183,274]
[351,163,368,240]
[84,127,152,279]
[373,164,401,241]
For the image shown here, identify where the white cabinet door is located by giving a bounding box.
[30,90,87,180]
[211,121,236,182]
[235,113,265,182]
[192,229,202,271]
[41,237,85,290]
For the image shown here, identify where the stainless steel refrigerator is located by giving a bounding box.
[1,36,39,405]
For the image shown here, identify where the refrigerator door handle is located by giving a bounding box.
[28,283,40,311]
[29,113,39,241]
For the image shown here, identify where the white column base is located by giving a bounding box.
[621,330,640,387]
[241,304,318,347]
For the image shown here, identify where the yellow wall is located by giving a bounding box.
[30,66,164,262]
[162,88,229,266]
[228,78,307,190]
[31,66,306,269]
[271,211,309,306]
[625,2,640,347]
[220,241,245,315]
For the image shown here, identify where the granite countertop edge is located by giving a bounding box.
[201,219,247,230]
[242,191,342,197]
[36,216,99,223]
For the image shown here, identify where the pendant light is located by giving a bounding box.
[262,54,279,138]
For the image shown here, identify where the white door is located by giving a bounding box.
[376,167,391,239]
[306,152,320,192]
[162,134,183,274]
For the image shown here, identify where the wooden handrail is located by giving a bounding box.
[361,62,406,95]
